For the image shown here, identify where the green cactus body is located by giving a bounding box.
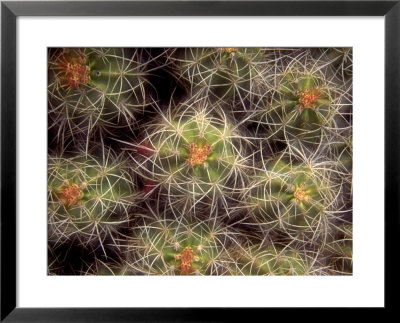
[85,49,145,100]
[234,246,309,275]
[138,106,245,206]
[263,74,332,146]
[133,218,232,275]
[48,153,136,244]
[179,48,264,103]
[48,48,150,140]
[250,160,326,232]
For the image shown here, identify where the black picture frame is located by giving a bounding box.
[1,0,397,321]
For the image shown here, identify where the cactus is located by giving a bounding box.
[265,73,332,147]
[130,214,235,275]
[48,149,137,249]
[252,50,352,155]
[177,48,267,106]
[48,48,152,146]
[230,243,321,275]
[248,158,331,237]
[131,98,250,215]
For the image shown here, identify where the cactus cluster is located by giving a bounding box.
[48,48,352,275]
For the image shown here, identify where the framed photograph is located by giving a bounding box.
[1,0,397,321]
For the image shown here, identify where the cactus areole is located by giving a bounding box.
[59,54,90,90]
[221,48,238,54]
[187,143,213,167]
[174,246,199,275]
[293,186,309,203]
[296,88,321,110]
[59,183,84,207]
[220,48,239,57]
